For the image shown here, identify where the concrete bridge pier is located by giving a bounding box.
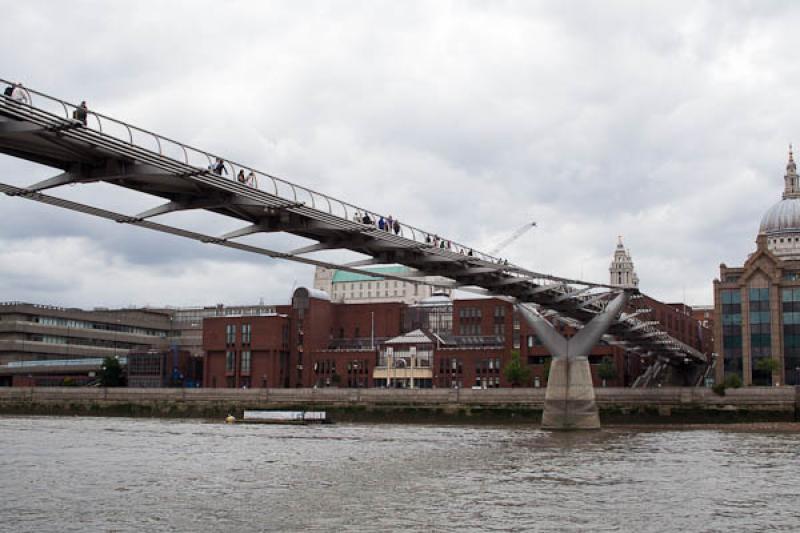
[516,291,629,430]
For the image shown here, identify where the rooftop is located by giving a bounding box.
[331,265,409,283]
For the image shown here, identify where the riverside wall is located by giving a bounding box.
[0,387,797,424]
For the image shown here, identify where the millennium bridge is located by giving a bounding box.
[0,80,708,428]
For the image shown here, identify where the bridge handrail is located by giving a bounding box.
[0,78,506,266]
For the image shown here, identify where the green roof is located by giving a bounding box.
[331,265,410,283]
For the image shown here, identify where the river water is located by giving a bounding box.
[0,417,798,532]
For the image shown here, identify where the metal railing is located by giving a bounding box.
[0,78,508,266]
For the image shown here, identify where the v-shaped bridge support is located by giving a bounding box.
[516,291,629,430]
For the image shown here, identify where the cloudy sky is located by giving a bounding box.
[1,1,797,308]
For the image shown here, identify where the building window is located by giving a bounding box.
[783,288,800,385]
[241,350,251,374]
[226,324,236,345]
[749,288,771,385]
[225,350,235,373]
[720,289,742,380]
[242,324,251,344]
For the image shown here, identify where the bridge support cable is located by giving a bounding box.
[0,181,435,289]
[516,292,629,430]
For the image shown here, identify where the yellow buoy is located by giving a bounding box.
[225,415,236,424]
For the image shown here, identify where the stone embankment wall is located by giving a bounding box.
[0,387,797,423]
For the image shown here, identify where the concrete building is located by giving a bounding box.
[0,302,172,366]
[313,265,451,304]
[714,149,800,385]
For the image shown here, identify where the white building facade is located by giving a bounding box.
[313,266,451,304]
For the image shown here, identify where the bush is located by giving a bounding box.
[712,383,726,396]
[723,373,743,389]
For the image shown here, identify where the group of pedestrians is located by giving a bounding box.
[353,211,401,235]
[424,234,475,256]
[4,81,89,126]
[208,159,257,188]
[236,169,258,187]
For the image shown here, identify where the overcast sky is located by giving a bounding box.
[1,1,797,309]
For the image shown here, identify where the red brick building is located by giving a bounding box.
[202,287,712,389]
[203,312,291,389]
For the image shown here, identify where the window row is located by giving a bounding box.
[721,289,742,305]
[225,350,251,373]
[458,307,482,319]
[225,323,252,345]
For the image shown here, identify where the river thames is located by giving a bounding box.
[0,417,798,532]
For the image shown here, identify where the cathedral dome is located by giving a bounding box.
[759,198,800,235]
[759,147,800,258]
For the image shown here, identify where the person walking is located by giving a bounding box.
[10,83,29,105]
[246,170,257,187]
[393,219,401,235]
[212,157,227,176]
[237,170,246,184]
[73,101,88,125]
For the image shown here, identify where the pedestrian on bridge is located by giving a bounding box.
[237,170,246,184]
[211,158,227,176]
[72,101,88,125]
[392,218,400,235]
[10,83,29,105]
[246,170,257,187]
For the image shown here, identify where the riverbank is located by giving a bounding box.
[0,386,797,424]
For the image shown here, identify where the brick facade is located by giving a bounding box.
[202,288,712,389]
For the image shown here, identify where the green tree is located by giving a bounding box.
[503,350,531,387]
[99,356,123,387]
[754,357,779,374]
[597,357,617,386]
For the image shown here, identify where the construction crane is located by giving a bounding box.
[489,220,537,256]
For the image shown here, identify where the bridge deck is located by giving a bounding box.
[0,81,707,370]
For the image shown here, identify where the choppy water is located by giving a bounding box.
[0,417,799,532]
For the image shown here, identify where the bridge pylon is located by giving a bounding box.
[516,291,629,430]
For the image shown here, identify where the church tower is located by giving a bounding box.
[783,145,799,199]
[609,236,639,287]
